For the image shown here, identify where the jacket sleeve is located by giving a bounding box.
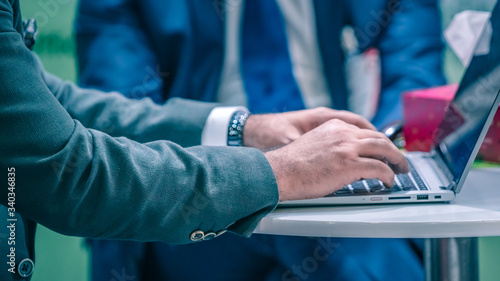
[0,0,279,244]
[74,0,164,102]
[41,68,214,147]
[348,0,447,128]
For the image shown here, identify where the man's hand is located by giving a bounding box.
[264,119,409,202]
[243,107,376,150]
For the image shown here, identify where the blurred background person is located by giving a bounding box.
[3,2,413,281]
[74,0,445,280]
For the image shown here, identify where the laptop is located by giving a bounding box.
[280,3,500,206]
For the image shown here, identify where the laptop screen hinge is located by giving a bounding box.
[441,180,456,191]
[431,149,455,183]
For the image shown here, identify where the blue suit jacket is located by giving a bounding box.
[76,0,446,127]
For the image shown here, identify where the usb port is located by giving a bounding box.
[417,195,429,200]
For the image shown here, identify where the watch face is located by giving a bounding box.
[227,111,249,146]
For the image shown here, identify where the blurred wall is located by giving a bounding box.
[20,0,77,81]
[16,0,500,281]
[441,0,497,83]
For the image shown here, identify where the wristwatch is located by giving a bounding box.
[227,110,250,146]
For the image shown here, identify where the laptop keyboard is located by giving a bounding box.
[328,158,428,197]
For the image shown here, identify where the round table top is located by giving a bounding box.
[254,168,500,238]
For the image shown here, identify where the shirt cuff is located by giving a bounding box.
[201,106,249,146]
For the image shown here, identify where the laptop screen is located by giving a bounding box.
[433,2,500,191]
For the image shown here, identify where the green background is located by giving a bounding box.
[18,0,500,280]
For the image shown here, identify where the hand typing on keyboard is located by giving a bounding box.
[333,161,429,196]
[265,119,409,201]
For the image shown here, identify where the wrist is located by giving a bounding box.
[242,114,271,149]
[242,115,255,147]
[265,150,293,202]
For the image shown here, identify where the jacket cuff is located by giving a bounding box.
[225,149,279,237]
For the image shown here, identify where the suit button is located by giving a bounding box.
[190,230,205,242]
[203,232,216,241]
[18,258,34,278]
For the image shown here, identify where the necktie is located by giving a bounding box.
[241,0,305,113]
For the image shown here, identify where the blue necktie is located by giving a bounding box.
[241,0,305,114]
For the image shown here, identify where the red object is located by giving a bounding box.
[403,84,500,163]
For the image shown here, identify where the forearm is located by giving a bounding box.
[42,68,216,147]
[2,62,279,244]
[2,124,278,243]
[0,0,279,243]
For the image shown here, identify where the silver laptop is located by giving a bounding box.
[281,5,500,206]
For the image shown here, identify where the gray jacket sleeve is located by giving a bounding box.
[0,0,279,244]
[40,68,215,147]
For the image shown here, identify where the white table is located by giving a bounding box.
[255,168,500,281]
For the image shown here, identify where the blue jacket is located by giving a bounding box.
[76,0,446,127]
